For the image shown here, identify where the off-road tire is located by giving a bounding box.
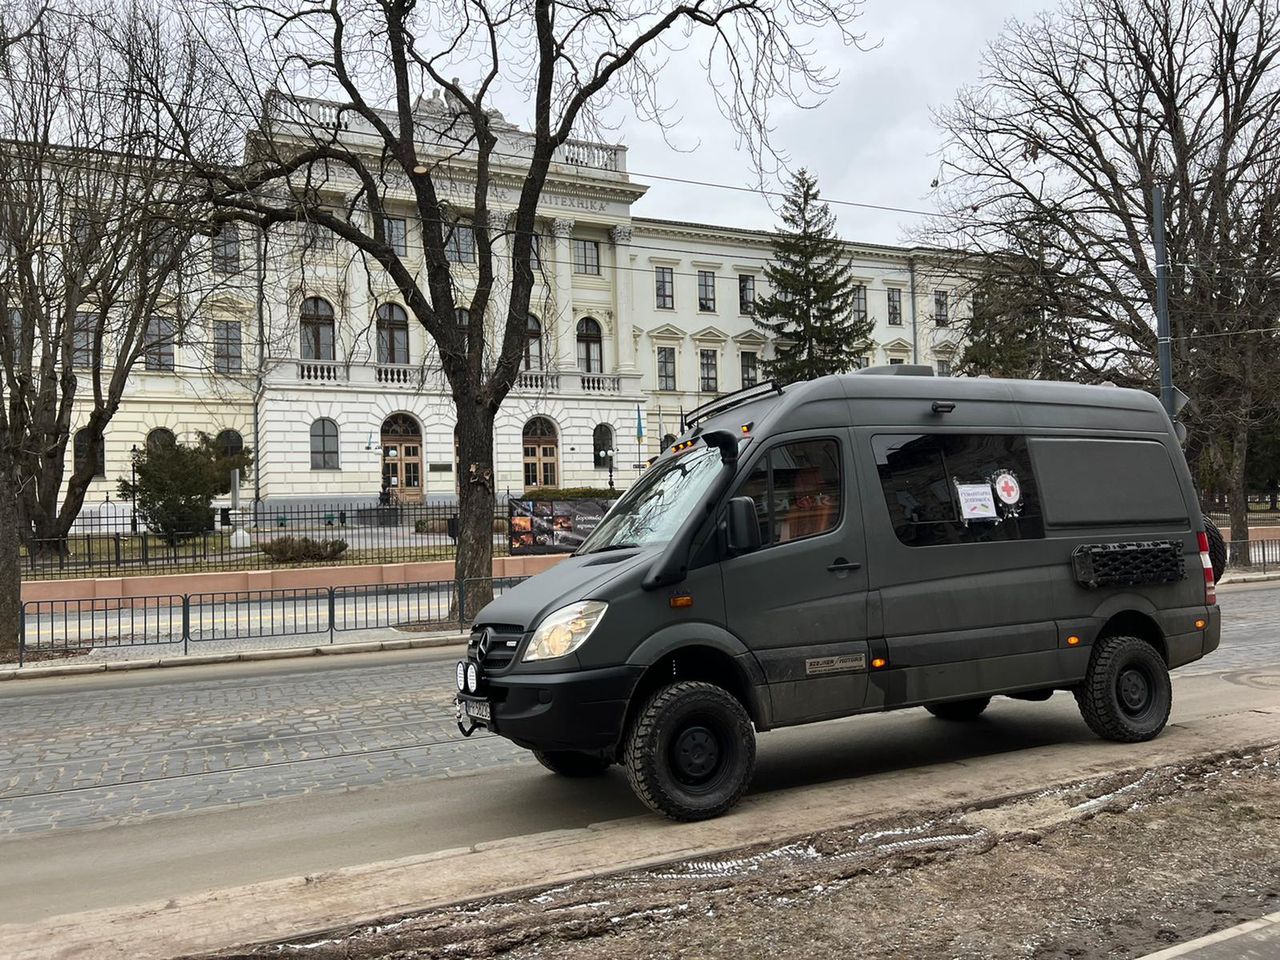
[925,696,992,721]
[1075,635,1172,742]
[624,680,755,822]
[1203,517,1227,584]
[532,750,612,777]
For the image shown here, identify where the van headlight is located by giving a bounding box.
[523,601,608,662]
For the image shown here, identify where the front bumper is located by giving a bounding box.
[455,663,644,752]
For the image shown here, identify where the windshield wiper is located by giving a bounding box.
[587,543,640,554]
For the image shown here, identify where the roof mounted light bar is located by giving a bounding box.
[683,380,784,430]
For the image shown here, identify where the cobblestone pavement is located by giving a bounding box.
[1,583,1276,839]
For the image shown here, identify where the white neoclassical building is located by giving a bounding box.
[64,97,969,509]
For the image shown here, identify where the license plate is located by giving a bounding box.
[462,698,491,723]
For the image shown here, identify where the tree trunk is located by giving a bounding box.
[1227,420,1251,567]
[0,457,22,663]
[455,401,497,623]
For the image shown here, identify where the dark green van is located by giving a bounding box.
[456,368,1221,820]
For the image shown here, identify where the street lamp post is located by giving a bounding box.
[129,444,138,533]
[605,448,616,490]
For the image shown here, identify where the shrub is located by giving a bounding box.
[261,536,348,563]
[517,487,622,501]
[118,434,253,544]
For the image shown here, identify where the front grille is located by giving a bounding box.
[468,625,525,674]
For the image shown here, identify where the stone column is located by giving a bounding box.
[551,218,576,371]
[610,225,636,372]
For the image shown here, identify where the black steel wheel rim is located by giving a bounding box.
[1117,666,1153,716]
[670,722,725,788]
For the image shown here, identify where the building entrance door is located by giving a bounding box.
[381,413,423,503]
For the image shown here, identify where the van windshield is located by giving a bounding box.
[579,446,722,553]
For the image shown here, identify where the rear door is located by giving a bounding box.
[721,430,871,725]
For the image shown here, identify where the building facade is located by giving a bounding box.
[65,98,968,513]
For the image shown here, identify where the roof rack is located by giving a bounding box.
[683,380,785,429]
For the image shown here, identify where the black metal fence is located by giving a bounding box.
[16,576,529,665]
[21,501,514,580]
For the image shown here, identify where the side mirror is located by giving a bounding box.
[725,496,762,554]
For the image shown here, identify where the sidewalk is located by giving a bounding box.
[1139,912,1280,959]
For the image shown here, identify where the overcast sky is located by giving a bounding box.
[619,0,1051,247]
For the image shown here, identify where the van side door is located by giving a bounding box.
[721,429,871,725]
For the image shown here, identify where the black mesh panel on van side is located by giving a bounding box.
[1071,541,1186,589]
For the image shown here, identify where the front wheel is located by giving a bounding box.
[925,697,991,721]
[624,680,756,822]
[1075,635,1172,742]
[532,750,612,777]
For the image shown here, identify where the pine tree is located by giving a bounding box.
[754,169,869,381]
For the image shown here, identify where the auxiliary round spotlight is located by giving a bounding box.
[455,661,467,691]
[466,662,480,693]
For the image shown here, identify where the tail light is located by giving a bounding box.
[1197,531,1216,605]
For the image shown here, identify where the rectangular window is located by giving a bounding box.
[851,284,867,324]
[887,287,903,325]
[148,226,178,270]
[213,223,239,274]
[936,359,952,377]
[302,220,334,252]
[699,348,718,393]
[738,274,756,315]
[934,289,949,326]
[852,355,870,370]
[144,314,175,371]
[733,439,842,545]
[655,266,674,309]
[529,234,541,271]
[445,223,475,264]
[697,271,717,312]
[214,320,242,374]
[872,433,1044,547]
[889,357,905,365]
[572,239,600,275]
[383,216,407,256]
[72,312,95,369]
[657,346,676,391]
[1028,438,1187,527]
[741,350,758,388]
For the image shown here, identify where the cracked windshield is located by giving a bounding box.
[580,446,722,552]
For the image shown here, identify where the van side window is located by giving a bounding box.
[735,439,842,545]
[872,433,1044,546]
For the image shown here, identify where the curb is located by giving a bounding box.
[0,633,469,682]
[1220,571,1280,584]
[1137,910,1280,958]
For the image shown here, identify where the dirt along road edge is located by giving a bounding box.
[3,676,1278,960]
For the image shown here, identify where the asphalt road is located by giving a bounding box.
[2,581,1278,925]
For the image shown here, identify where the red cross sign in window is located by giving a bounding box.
[994,472,1021,505]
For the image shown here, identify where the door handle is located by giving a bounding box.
[827,558,862,572]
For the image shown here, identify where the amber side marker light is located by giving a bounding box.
[670,595,694,609]
[1067,635,1081,646]
[1195,619,1207,630]
[871,657,888,669]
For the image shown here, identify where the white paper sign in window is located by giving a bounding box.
[956,482,997,521]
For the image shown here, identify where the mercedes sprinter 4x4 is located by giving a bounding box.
[455,368,1222,820]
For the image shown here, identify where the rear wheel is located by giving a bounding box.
[532,750,612,778]
[624,680,756,821]
[1075,635,1171,742]
[925,697,991,721]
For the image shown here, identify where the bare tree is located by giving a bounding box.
[0,2,239,658]
[158,0,865,611]
[929,0,1280,544]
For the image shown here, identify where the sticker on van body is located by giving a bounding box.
[806,653,867,675]
[994,471,1022,506]
[955,482,998,520]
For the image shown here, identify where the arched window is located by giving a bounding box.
[454,307,470,355]
[576,317,603,372]
[215,429,246,485]
[310,418,340,470]
[376,303,409,365]
[74,428,105,478]
[660,433,677,452]
[522,417,558,489]
[146,428,176,453]
[593,424,614,468]
[300,296,335,361]
[524,314,543,370]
